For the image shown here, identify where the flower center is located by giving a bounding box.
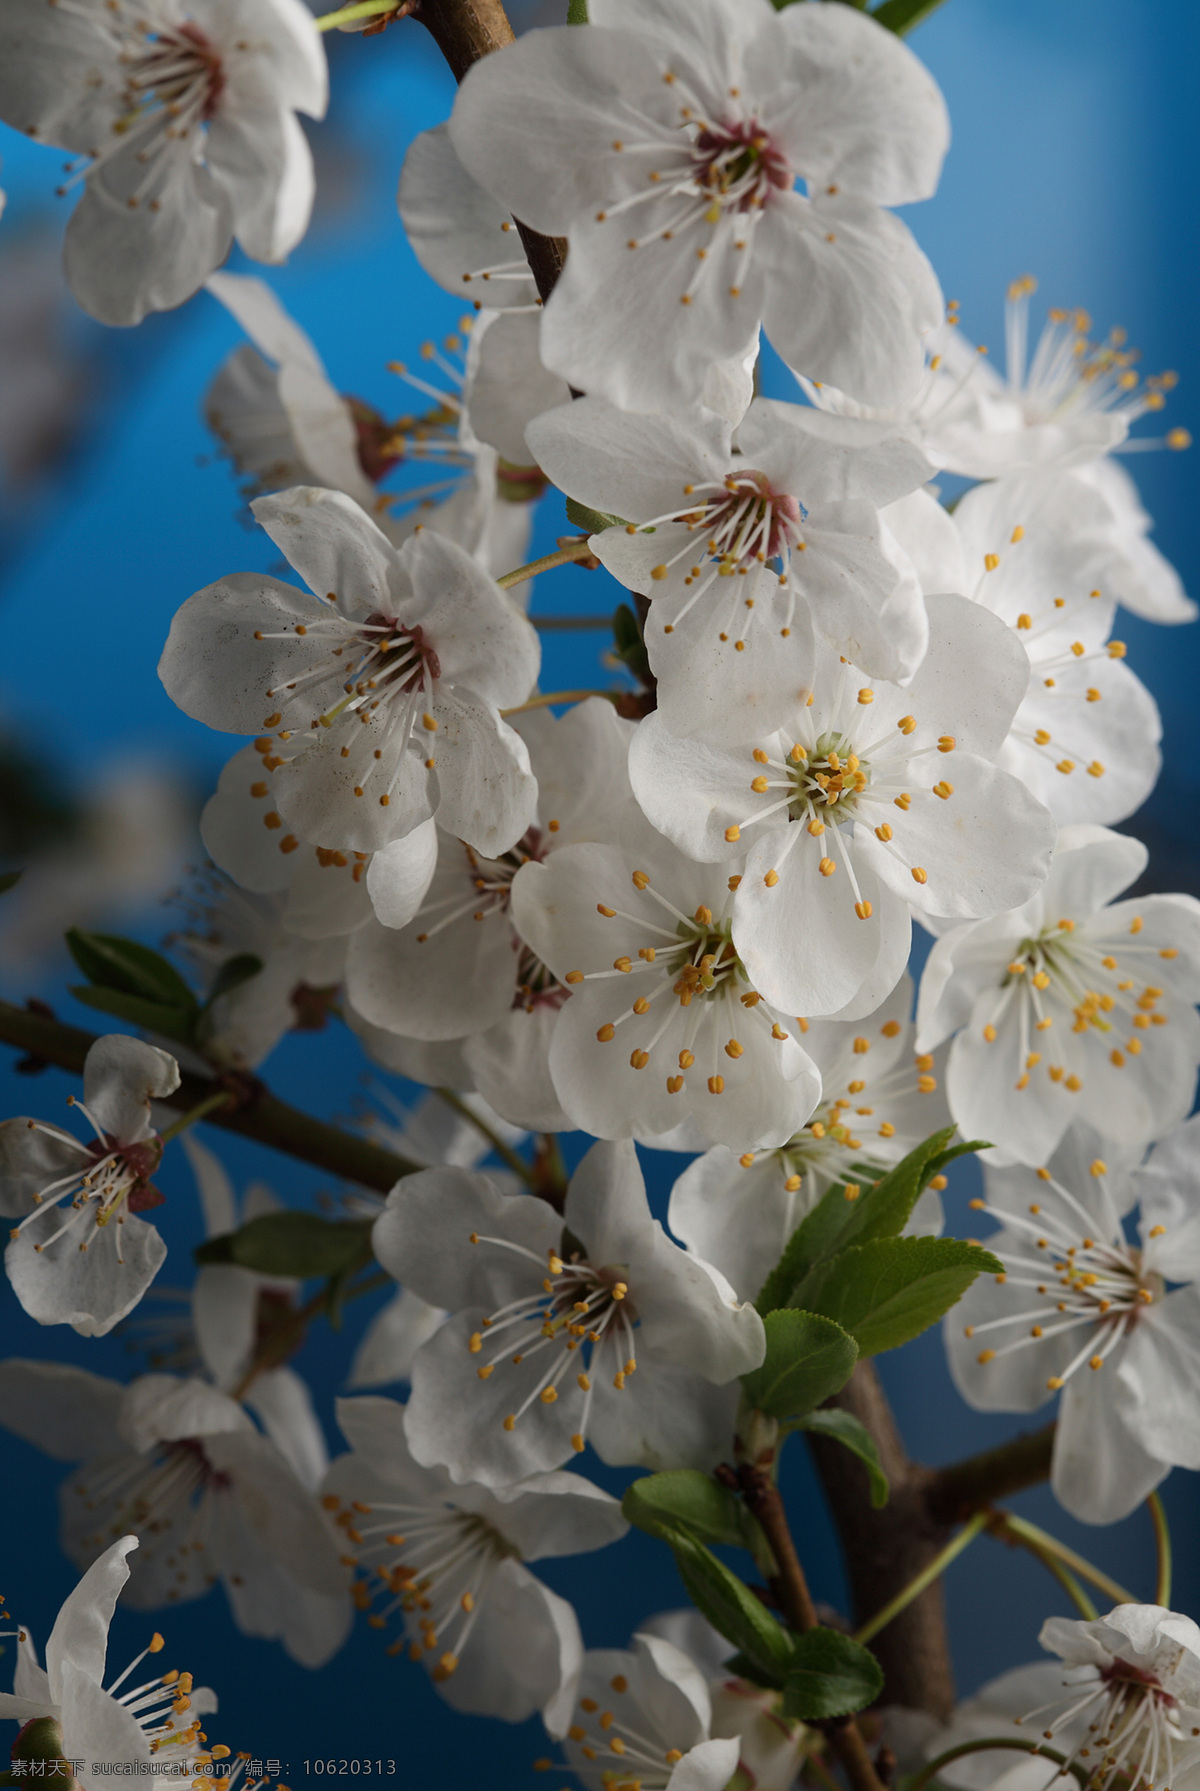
[565,1668,687,1788]
[325,1492,516,1682]
[463,1235,640,1451]
[567,876,791,1096]
[966,1163,1161,1392]
[9,1107,166,1259]
[1017,1651,1186,1791]
[981,912,1179,1098]
[640,468,807,646]
[692,118,793,213]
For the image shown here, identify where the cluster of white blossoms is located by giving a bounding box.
[2,0,1200,1785]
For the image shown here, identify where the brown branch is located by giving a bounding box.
[807,1371,1058,1720]
[738,1463,885,1791]
[414,0,568,304]
[925,1424,1056,1527]
[0,1000,418,1192]
[806,1362,958,1720]
[740,1470,819,1632]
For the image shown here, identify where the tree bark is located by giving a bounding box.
[415,0,569,303]
[806,1362,958,1720]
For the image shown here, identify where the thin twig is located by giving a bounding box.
[854,1512,989,1645]
[0,1000,419,1192]
[497,539,597,588]
[501,689,616,717]
[1147,1491,1172,1607]
[531,615,614,631]
[992,1513,1136,1607]
[434,1087,534,1187]
[906,1739,1086,1791]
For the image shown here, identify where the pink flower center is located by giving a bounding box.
[692,119,792,214]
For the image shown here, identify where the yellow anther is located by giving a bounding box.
[857,687,874,705]
[911,866,927,885]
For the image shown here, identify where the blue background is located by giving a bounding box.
[0,1,1198,1784]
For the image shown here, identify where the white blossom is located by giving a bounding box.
[449,0,947,412]
[557,1631,741,1791]
[527,395,933,727]
[1027,1605,1200,1791]
[375,1138,764,1486]
[631,594,1055,1021]
[158,486,540,859]
[511,803,823,1150]
[0,1536,220,1791]
[0,1359,351,1669]
[345,699,635,1134]
[1,1036,179,1336]
[946,1117,1200,1524]
[918,825,1200,1166]
[0,0,327,326]
[322,1392,627,1731]
[939,470,1162,826]
[669,973,947,1301]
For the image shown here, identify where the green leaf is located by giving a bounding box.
[0,869,21,895]
[195,1212,373,1278]
[203,953,264,1007]
[868,0,948,35]
[565,494,624,535]
[667,1529,793,1687]
[611,601,652,687]
[622,1470,764,1554]
[782,1629,884,1721]
[66,929,197,1011]
[741,1309,858,1420]
[70,985,199,1047]
[794,1410,889,1508]
[756,1128,987,1313]
[566,0,588,19]
[791,1236,1002,1358]
[722,1651,784,1691]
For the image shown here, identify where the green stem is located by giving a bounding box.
[995,1514,1137,1607]
[905,1739,1086,1791]
[1014,1533,1098,1621]
[434,1087,534,1188]
[497,539,597,589]
[501,689,616,717]
[314,0,403,28]
[1147,1491,1172,1607]
[157,1090,233,1144]
[854,1511,988,1645]
[531,615,614,631]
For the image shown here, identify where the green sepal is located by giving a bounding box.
[202,953,264,1008]
[756,1128,987,1313]
[793,1409,889,1508]
[565,494,624,535]
[781,1628,884,1721]
[11,1718,67,1762]
[622,1469,766,1556]
[667,1528,793,1687]
[869,0,948,35]
[195,1211,373,1278]
[567,0,589,20]
[69,985,199,1048]
[791,1236,1003,1358]
[740,1309,858,1420]
[612,601,652,686]
[66,928,197,1010]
